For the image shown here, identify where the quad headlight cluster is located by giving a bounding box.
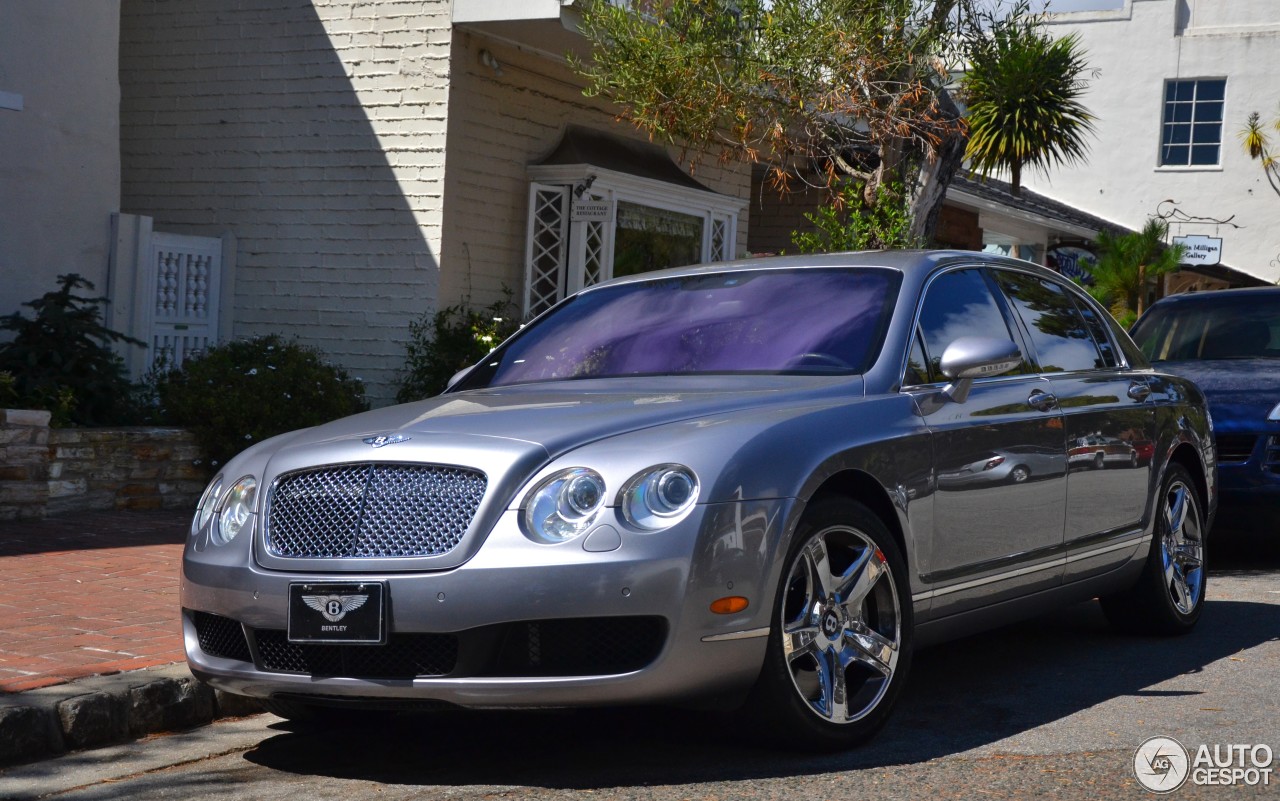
[522,464,699,544]
[192,474,258,546]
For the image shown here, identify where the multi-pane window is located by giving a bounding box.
[1160,79,1225,167]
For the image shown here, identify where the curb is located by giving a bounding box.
[0,664,261,767]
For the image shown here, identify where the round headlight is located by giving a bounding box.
[524,468,606,543]
[212,476,257,546]
[622,464,699,530]
[191,474,223,537]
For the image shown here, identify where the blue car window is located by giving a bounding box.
[461,268,901,388]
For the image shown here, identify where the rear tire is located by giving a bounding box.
[1100,463,1206,635]
[745,496,912,750]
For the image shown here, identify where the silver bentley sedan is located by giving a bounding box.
[182,251,1216,748]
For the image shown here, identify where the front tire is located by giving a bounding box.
[1100,463,1206,635]
[746,496,912,749]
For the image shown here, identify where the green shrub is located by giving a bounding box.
[156,335,367,468]
[396,293,521,403]
[0,274,145,426]
[790,181,920,254]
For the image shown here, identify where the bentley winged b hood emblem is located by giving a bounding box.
[363,433,411,448]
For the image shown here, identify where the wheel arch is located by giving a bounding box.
[1166,441,1209,519]
[807,469,910,570]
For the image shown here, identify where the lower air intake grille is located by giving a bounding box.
[194,612,252,662]
[1267,436,1280,474]
[253,630,459,679]
[1215,434,1258,464]
[266,463,487,558]
[487,617,667,677]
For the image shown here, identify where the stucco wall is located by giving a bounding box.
[1032,0,1280,282]
[0,1,121,321]
[119,0,453,404]
[440,33,752,307]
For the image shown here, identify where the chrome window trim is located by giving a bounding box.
[898,260,1138,393]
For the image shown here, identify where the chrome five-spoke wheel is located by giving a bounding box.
[750,497,912,748]
[1160,478,1204,615]
[1100,462,1206,635]
[781,527,901,724]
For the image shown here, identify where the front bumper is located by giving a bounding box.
[182,499,792,709]
[1214,433,1280,527]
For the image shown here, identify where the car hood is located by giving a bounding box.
[1156,359,1280,426]
[266,374,865,466]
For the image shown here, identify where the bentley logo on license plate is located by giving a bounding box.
[288,582,385,644]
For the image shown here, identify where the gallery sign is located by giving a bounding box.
[1172,235,1223,267]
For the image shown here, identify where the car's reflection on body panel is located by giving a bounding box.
[182,251,1215,751]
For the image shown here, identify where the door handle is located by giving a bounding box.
[1027,389,1058,412]
[1128,382,1152,401]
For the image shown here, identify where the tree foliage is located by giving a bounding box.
[0,274,145,426]
[574,0,992,239]
[791,181,921,253]
[1085,219,1185,327]
[1239,107,1280,200]
[396,293,522,403]
[960,1,1095,195]
[155,335,367,468]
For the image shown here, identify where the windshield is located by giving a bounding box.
[456,268,901,389]
[1131,295,1280,361]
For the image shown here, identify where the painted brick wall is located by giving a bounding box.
[439,34,753,307]
[119,0,452,404]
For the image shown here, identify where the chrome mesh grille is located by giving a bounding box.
[266,463,487,558]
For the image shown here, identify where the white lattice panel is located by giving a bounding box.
[147,232,221,372]
[525,184,569,316]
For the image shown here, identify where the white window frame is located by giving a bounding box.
[523,164,745,317]
[1158,77,1227,169]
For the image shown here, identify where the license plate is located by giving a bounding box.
[287,582,385,644]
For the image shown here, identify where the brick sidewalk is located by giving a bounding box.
[0,510,189,693]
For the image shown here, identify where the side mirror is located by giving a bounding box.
[938,336,1021,403]
[445,367,473,391]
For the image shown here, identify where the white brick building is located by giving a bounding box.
[1026,0,1280,286]
[116,0,750,404]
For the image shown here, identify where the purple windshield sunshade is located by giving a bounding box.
[474,269,898,387]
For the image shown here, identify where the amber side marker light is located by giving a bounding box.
[710,596,749,614]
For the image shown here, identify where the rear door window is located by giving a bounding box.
[993,270,1104,373]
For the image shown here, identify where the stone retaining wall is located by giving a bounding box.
[0,409,52,521]
[0,410,207,520]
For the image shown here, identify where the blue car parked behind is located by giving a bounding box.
[1131,287,1280,530]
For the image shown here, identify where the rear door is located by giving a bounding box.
[990,268,1156,579]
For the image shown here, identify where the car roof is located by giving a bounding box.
[587,249,1062,290]
[1146,286,1280,307]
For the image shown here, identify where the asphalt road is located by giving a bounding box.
[5,528,1278,801]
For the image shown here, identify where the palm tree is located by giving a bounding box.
[1086,219,1186,326]
[1239,109,1280,200]
[961,7,1095,196]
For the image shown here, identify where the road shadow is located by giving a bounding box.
[0,510,188,556]
[242,597,1279,789]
